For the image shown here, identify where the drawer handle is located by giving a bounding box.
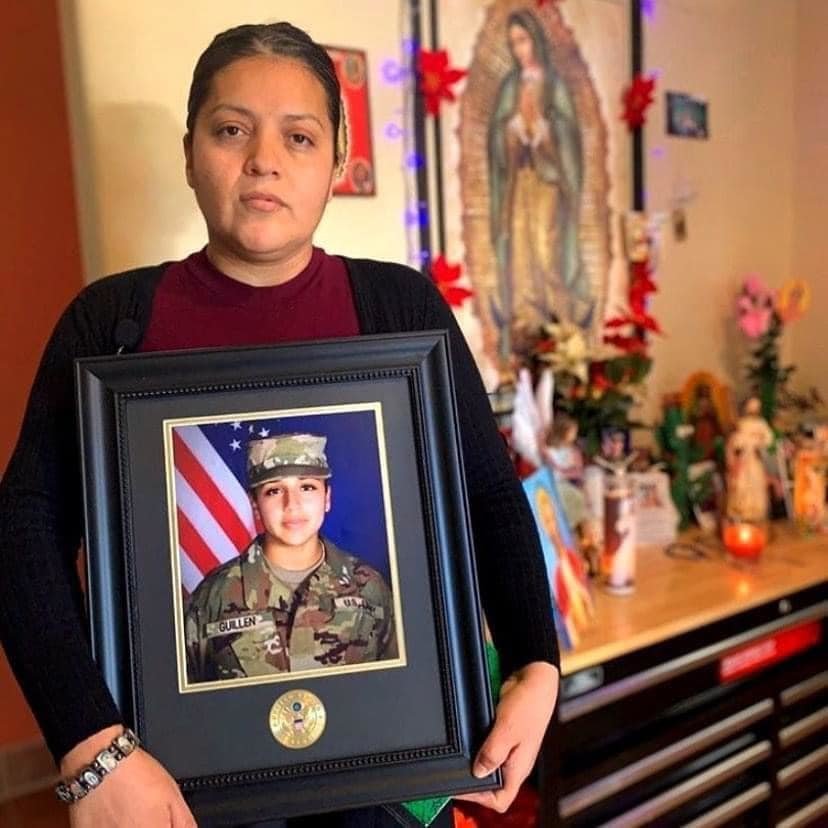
[559,700,773,818]
[681,782,770,828]
[776,791,828,828]
[777,744,828,789]
[781,670,828,707]
[779,705,828,749]
[598,741,771,828]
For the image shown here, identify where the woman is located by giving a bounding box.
[185,433,397,683]
[488,11,591,364]
[0,22,559,827]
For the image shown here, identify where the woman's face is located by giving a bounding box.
[252,476,330,550]
[185,56,336,270]
[508,23,536,69]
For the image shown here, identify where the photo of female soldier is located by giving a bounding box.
[185,432,397,683]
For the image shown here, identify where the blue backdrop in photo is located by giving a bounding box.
[196,409,390,580]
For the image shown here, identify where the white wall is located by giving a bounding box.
[643,0,797,420]
[791,0,828,406]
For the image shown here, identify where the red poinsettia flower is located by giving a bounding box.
[418,49,468,116]
[622,74,656,129]
[603,333,648,354]
[589,361,613,391]
[630,261,658,295]
[534,338,557,354]
[604,306,660,353]
[630,259,654,283]
[606,312,662,335]
[628,289,648,315]
[630,282,657,315]
[430,254,473,307]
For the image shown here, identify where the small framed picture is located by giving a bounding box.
[666,91,709,140]
[75,333,498,824]
[325,46,376,196]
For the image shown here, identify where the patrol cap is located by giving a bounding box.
[247,433,332,489]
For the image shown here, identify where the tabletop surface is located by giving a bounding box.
[560,525,828,675]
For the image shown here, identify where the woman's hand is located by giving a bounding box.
[456,660,559,814]
[62,728,196,828]
[518,79,542,125]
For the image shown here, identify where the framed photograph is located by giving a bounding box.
[326,46,376,196]
[630,470,679,546]
[666,91,709,139]
[75,332,498,825]
[410,0,642,386]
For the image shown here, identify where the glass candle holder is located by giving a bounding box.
[722,519,767,561]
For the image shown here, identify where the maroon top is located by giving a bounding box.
[140,247,359,351]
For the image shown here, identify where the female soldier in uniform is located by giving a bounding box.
[185,433,396,683]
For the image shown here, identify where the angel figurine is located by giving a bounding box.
[542,413,584,485]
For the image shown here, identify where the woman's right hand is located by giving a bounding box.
[518,79,541,128]
[62,729,196,828]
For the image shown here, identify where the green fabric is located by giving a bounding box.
[401,798,450,827]
[401,644,503,825]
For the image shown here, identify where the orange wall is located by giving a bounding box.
[0,3,84,745]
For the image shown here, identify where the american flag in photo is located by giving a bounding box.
[172,419,278,595]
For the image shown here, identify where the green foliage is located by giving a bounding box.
[554,355,652,457]
[746,314,796,422]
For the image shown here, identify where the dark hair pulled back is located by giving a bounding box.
[186,22,342,162]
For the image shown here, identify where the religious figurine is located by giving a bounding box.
[724,396,774,522]
[793,423,827,531]
[543,413,584,484]
[593,427,637,476]
[688,382,724,461]
[680,371,734,464]
[542,412,587,531]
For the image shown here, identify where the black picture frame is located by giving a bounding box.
[75,331,499,826]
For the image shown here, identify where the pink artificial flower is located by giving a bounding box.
[736,274,776,338]
[737,304,772,338]
[743,274,769,298]
[736,276,775,339]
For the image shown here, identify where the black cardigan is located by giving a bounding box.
[0,256,558,762]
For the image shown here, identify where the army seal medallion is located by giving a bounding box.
[268,690,326,749]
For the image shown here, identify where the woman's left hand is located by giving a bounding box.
[455,660,559,814]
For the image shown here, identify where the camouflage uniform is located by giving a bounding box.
[185,535,397,682]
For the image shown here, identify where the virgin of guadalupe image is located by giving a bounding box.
[489,10,590,361]
[457,1,616,382]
